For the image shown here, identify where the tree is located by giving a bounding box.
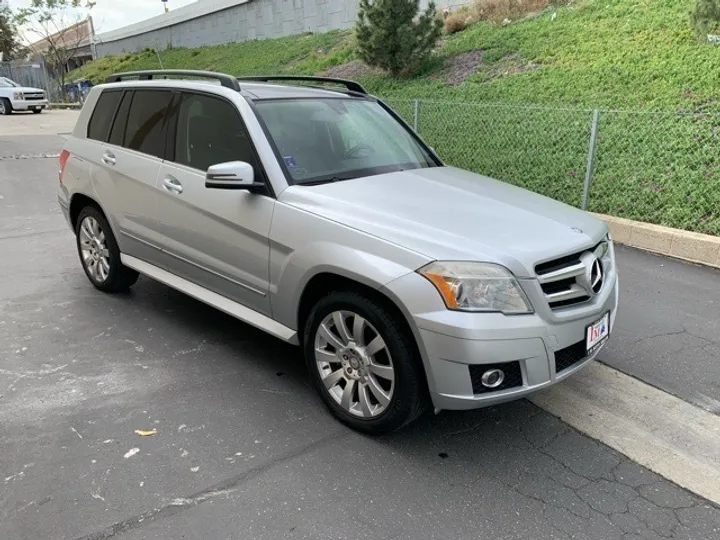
[355,0,442,78]
[13,0,95,95]
[0,1,20,60]
[691,0,720,38]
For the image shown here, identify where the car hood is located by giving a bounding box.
[279,166,607,278]
[12,86,45,93]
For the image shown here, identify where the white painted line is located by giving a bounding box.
[530,361,720,505]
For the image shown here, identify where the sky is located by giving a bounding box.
[7,0,198,35]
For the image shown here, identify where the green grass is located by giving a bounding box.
[72,31,352,84]
[69,0,720,235]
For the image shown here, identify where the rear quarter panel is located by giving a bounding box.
[60,89,111,228]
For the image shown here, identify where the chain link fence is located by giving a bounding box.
[385,99,720,236]
[0,58,61,101]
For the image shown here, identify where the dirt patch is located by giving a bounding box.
[321,60,382,79]
[444,50,485,86]
[440,50,541,86]
[482,52,541,80]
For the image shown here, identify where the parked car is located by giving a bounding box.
[0,76,49,114]
[57,70,618,433]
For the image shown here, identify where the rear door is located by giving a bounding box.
[155,91,274,315]
[93,88,174,264]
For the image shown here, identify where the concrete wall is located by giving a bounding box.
[96,0,461,57]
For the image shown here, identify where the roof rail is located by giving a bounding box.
[236,76,367,95]
[106,70,241,91]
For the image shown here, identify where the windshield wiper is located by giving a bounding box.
[298,175,356,186]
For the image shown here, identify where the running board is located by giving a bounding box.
[121,254,298,344]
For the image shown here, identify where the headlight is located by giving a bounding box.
[13,92,23,100]
[596,240,609,259]
[596,234,614,261]
[419,262,533,314]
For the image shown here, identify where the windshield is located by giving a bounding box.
[0,78,19,88]
[254,98,437,184]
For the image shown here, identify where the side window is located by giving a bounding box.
[124,90,173,159]
[88,91,122,142]
[174,93,259,173]
[108,91,132,147]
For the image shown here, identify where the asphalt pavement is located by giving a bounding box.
[601,246,720,412]
[1,113,719,540]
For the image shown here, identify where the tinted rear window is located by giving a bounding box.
[124,90,173,159]
[88,91,122,142]
[108,91,133,146]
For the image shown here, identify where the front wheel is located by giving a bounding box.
[75,206,139,292]
[0,98,12,115]
[304,291,427,434]
[32,108,43,114]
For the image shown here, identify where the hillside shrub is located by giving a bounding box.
[472,0,562,23]
[444,12,471,34]
[355,0,443,77]
[691,0,720,37]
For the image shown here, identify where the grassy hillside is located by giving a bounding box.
[69,0,720,235]
[73,0,720,111]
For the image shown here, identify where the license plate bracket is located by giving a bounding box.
[586,312,610,356]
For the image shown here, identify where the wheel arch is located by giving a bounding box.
[295,271,432,399]
[68,192,117,238]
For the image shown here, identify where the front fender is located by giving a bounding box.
[270,241,429,331]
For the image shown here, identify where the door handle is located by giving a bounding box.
[163,175,183,194]
[101,151,116,166]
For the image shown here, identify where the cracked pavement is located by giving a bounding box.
[1,116,719,539]
[600,246,720,412]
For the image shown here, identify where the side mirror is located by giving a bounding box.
[205,161,265,191]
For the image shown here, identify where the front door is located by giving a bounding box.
[156,91,274,315]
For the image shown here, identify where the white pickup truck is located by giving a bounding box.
[0,77,49,115]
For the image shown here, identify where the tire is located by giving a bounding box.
[0,98,12,115]
[304,291,427,434]
[32,109,42,114]
[75,205,139,292]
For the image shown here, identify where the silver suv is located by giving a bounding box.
[58,70,618,433]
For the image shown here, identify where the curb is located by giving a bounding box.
[592,213,720,270]
[48,103,83,110]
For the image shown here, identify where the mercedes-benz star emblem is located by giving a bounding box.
[578,252,605,296]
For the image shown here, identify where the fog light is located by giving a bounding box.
[480,369,505,388]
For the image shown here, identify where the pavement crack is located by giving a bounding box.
[438,419,488,440]
[73,432,346,540]
[631,327,715,347]
[0,153,60,161]
[0,228,69,241]
[518,425,595,485]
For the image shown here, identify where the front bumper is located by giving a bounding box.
[382,264,619,411]
[11,99,48,111]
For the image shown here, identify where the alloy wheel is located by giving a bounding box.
[314,310,395,418]
[79,216,111,282]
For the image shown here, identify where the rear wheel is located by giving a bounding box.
[0,98,12,115]
[304,291,427,434]
[75,206,139,292]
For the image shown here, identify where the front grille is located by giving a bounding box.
[23,93,45,100]
[535,241,606,310]
[554,340,588,373]
[469,361,523,394]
